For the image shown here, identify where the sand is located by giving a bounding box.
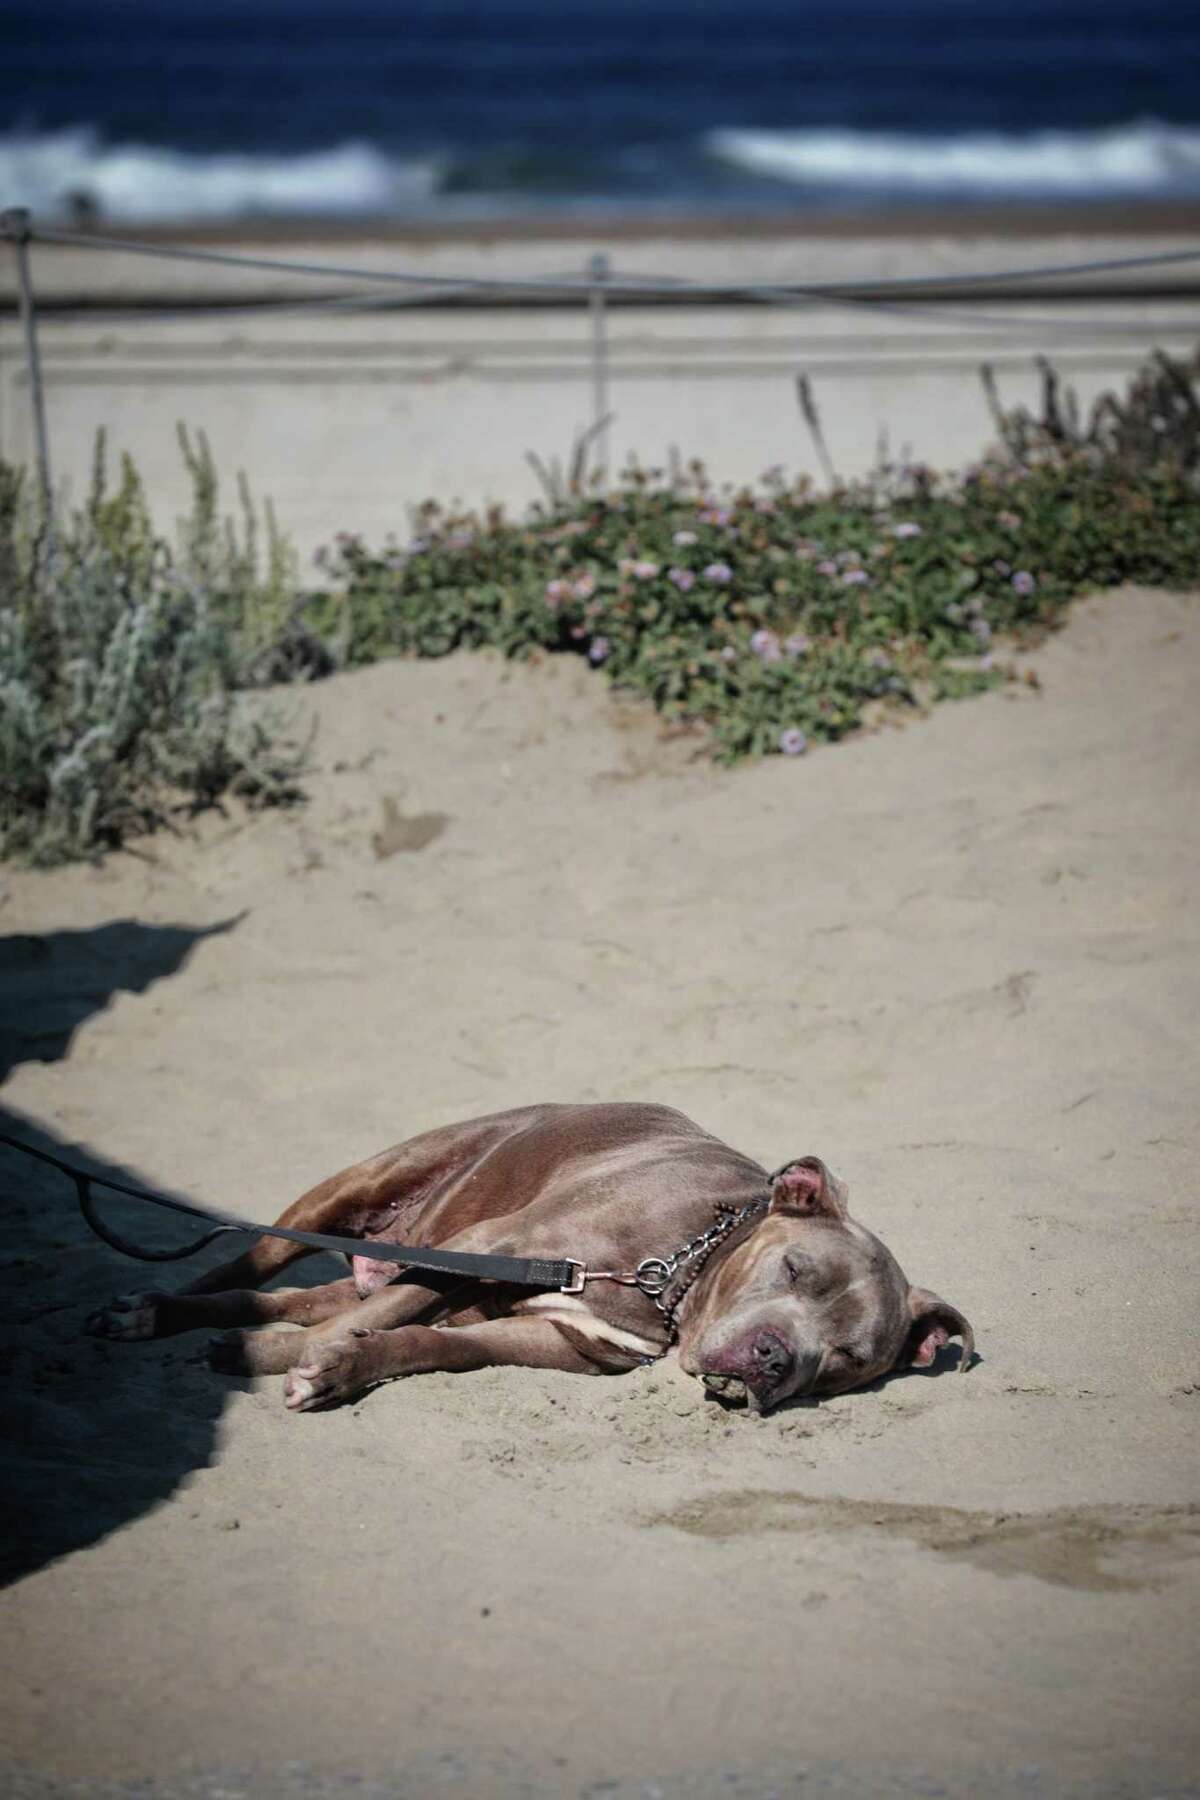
[1,585,1197,1799]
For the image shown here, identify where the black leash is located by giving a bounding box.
[0,1129,779,1318]
[0,1131,580,1291]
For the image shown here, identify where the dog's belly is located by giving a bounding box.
[351,1254,403,1298]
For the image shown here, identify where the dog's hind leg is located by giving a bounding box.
[84,1110,536,1342]
[83,1159,386,1341]
[205,1275,475,1375]
[87,1275,366,1344]
[174,1165,384,1297]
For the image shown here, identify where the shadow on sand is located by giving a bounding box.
[0,916,251,1587]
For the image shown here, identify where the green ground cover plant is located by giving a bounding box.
[319,350,1200,760]
[1,350,1196,863]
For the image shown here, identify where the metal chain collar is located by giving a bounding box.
[588,1193,766,1344]
[571,1177,785,1339]
[657,1196,770,1340]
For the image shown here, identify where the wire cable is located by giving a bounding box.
[18,219,1200,303]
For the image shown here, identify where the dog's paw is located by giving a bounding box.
[85,1292,162,1341]
[283,1330,374,1413]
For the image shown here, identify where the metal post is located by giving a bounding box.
[2,207,53,513]
[588,252,610,481]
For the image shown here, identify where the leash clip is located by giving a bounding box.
[560,1258,673,1297]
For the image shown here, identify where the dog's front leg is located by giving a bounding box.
[208,1274,473,1375]
[282,1317,600,1412]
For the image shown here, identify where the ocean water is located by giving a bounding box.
[3,0,1200,225]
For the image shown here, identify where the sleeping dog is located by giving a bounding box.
[87,1101,973,1414]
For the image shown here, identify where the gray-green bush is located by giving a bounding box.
[0,429,310,866]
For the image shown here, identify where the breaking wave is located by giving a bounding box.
[4,117,1200,227]
[706,119,1200,199]
[0,126,444,224]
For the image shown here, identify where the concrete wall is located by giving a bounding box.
[3,230,1197,567]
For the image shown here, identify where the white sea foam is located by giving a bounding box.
[5,118,1200,225]
[707,119,1200,197]
[0,126,444,223]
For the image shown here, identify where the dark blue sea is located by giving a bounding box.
[3,0,1200,224]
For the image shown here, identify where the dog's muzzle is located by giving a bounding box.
[700,1327,796,1412]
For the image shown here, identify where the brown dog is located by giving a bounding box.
[87,1102,973,1413]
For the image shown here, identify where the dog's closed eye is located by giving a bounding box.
[784,1250,836,1297]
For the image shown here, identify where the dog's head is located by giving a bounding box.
[676,1157,973,1414]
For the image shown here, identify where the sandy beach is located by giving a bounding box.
[1,576,1197,1797]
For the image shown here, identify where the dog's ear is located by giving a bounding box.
[900,1287,975,1373]
[769,1157,848,1220]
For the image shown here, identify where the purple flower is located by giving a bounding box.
[1012,570,1036,596]
[970,618,992,645]
[573,573,597,601]
[778,728,808,756]
[545,579,571,605]
[700,506,733,528]
[979,652,994,671]
[842,568,869,586]
[893,522,922,539]
[816,560,838,577]
[750,628,782,663]
[589,637,611,665]
[784,633,810,657]
[632,560,660,581]
[673,530,698,547]
[704,562,733,585]
[669,566,697,592]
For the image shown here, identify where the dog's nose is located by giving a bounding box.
[751,1331,791,1381]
